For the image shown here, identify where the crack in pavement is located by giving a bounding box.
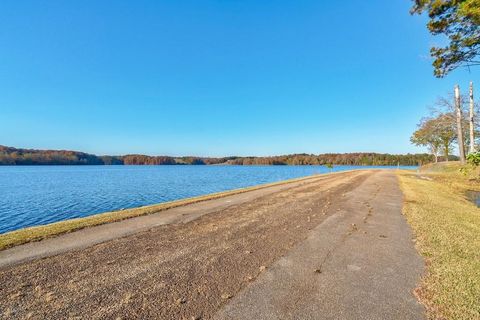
[214,171,425,320]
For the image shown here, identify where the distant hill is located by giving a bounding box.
[0,145,436,166]
[0,145,106,165]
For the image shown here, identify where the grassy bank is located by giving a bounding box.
[0,172,349,251]
[397,162,480,319]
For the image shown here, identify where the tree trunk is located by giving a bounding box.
[469,81,475,153]
[455,85,466,164]
[431,144,439,163]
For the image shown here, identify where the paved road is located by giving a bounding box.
[214,171,425,320]
[0,170,425,319]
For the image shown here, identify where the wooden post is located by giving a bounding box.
[455,85,466,164]
[469,81,475,154]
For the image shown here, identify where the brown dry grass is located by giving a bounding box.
[398,163,480,319]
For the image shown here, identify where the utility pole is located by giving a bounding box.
[469,81,475,154]
[455,85,466,164]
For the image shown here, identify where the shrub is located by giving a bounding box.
[467,152,480,167]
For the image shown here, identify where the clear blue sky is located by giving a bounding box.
[0,0,478,156]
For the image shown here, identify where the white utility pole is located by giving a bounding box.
[455,85,466,164]
[469,81,475,154]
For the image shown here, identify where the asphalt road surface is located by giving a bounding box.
[0,170,425,319]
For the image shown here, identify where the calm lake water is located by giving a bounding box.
[0,165,416,234]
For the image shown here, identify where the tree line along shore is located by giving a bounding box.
[0,145,435,166]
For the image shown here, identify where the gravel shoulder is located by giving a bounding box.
[0,170,424,319]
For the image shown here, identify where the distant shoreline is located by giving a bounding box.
[0,145,437,166]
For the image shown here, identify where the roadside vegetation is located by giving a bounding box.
[407,74,480,318]
[411,91,479,163]
[398,162,480,319]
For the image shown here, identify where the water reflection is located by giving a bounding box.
[466,190,480,207]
